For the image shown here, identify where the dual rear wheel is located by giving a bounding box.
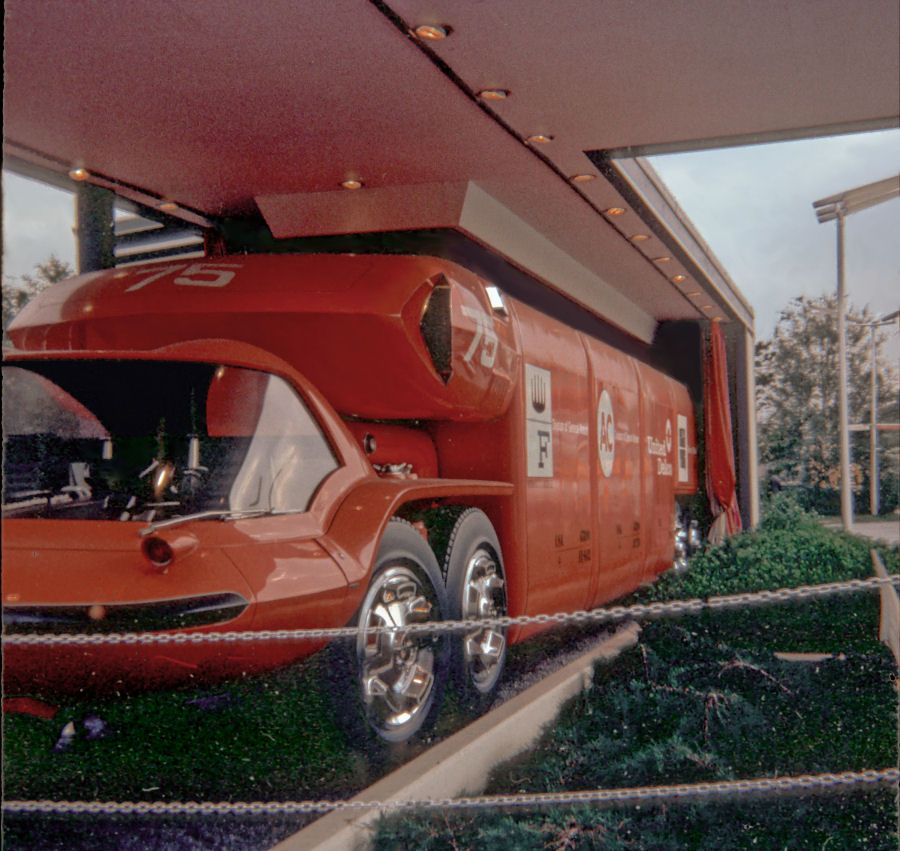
[339,510,507,744]
[441,508,508,714]
[342,504,696,743]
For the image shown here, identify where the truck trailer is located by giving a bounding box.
[2,253,698,741]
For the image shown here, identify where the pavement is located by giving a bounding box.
[820,518,899,546]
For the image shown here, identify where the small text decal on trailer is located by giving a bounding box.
[646,419,673,477]
[525,364,553,477]
[677,414,689,482]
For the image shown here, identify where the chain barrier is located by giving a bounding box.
[4,769,897,817]
[4,575,898,647]
[4,575,898,830]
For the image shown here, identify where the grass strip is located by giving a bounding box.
[374,626,897,849]
[1,653,374,804]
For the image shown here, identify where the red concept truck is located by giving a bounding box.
[2,253,698,741]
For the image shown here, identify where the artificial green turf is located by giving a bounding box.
[2,655,368,803]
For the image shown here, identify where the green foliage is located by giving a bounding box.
[2,255,73,342]
[644,493,897,600]
[375,624,897,850]
[755,294,900,514]
[632,494,897,653]
[2,655,364,804]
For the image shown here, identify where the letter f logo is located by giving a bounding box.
[538,430,551,468]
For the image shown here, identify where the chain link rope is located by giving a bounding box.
[3,769,897,817]
[4,575,898,647]
[4,575,898,826]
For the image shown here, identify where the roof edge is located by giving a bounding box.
[590,154,755,332]
[597,116,900,161]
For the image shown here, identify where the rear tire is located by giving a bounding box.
[673,502,698,571]
[442,509,507,714]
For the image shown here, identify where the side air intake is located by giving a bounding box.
[419,275,453,384]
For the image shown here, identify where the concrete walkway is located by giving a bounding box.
[821,518,899,546]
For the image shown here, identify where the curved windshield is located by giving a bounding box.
[2,361,339,521]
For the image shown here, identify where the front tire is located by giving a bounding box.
[350,519,449,743]
[442,509,507,713]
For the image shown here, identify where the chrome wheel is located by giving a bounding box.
[357,564,440,739]
[327,519,448,745]
[443,508,508,708]
[460,548,506,692]
[673,503,700,571]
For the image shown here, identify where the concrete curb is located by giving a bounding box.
[272,621,641,851]
[871,550,900,667]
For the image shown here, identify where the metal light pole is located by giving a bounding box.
[869,319,877,515]
[835,208,852,527]
[813,175,900,530]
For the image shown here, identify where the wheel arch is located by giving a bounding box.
[322,478,513,591]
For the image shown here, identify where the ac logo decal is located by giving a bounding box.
[597,389,615,477]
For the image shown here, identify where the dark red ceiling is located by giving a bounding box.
[5,0,898,336]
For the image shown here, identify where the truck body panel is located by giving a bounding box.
[9,255,519,421]
[3,253,698,696]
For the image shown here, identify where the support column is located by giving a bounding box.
[733,324,760,529]
[835,211,854,528]
[74,184,115,273]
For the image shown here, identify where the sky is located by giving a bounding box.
[2,173,78,281]
[3,128,899,352]
[649,128,900,343]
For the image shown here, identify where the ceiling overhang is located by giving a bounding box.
[257,180,657,342]
[4,0,899,341]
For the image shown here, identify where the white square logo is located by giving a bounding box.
[525,364,553,477]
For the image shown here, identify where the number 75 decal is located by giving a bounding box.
[460,305,498,368]
[124,262,242,292]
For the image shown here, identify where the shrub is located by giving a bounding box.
[374,494,899,849]
[375,623,897,850]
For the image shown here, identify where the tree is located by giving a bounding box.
[755,294,900,514]
[2,255,73,342]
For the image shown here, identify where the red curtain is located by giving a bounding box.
[704,321,742,542]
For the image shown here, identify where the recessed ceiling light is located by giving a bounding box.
[341,179,364,190]
[570,173,595,183]
[158,201,179,212]
[604,207,626,216]
[479,89,509,101]
[526,134,554,144]
[629,234,649,242]
[671,274,687,283]
[414,24,449,40]
[703,305,714,311]
[68,167,89,182]
[687,291,702,297]
[653,256,672,263]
